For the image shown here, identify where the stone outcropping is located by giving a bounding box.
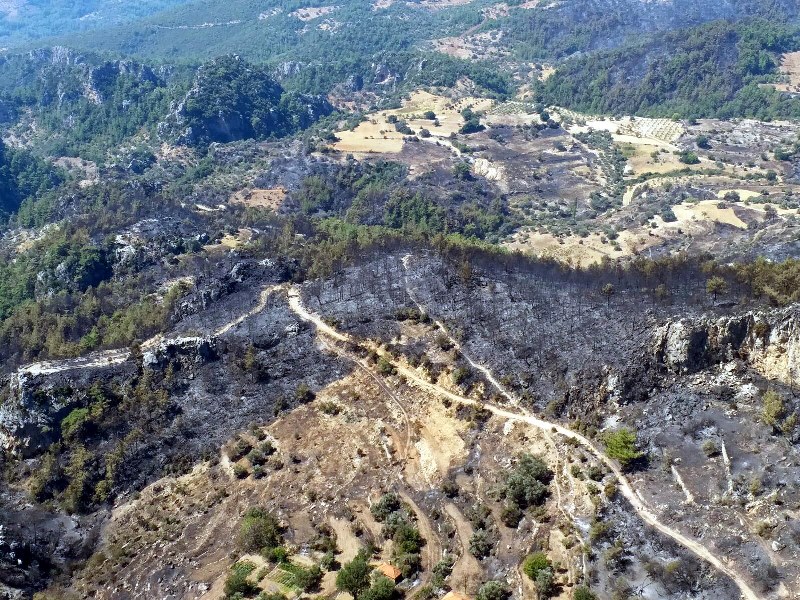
[0,337,218,457]
[653,307,800,381]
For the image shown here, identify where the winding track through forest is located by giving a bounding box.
[287,268,761,600]
[15,284,282,378]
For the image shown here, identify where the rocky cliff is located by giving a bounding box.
[653,306,800,384]
[0,336,217,458]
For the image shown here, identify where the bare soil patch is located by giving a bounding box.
[229,188,286,210]
[289,6,337,20]
[772,51,800,93]
[331,90,493,155]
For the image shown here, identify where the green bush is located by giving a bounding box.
[377,355,396,376]
[224,561,258,598]
[371,493,402,522]
[336,551,373,599]
[522,552,551,580]
[61,408,90,439]
[476,580,511,600]
[361,576,397,600]
[679,151,700,165]
[294,564,323,592]
[239,508,283,552]
[504,454,553,509]
[573,585,597,600]
[602,429,643,470]
[469,529,492,558]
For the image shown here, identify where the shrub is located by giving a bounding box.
[377,355,396,376]
[260,440,276,456]
[319,401,342,416]
[504,454,553,509]
[535,567,555,598]
[239,508,283,552]
[247,448,266,466]
[469,529,492,558]
[452,366,470,385]
[224,561,258,598]
[500,503,523,527]
[336,551,373,599]
[230,437,253,460]
[476,580,511,600]
[573,585,597,600]
[295,564,323,592]
[441,479,459,497]
[460,118,484,134]
[321,551,339,571]
[701,440,720,457]
[361,576,397,600]
[395,120,413,135]
[392,521,425,555]
[762,389,786,430]
[602,429,643,470]
[586,465,604,481]
[589,520,612,544]
[432,555,455,579]
[371,492,401,522]
[61,407,90,439]
[522,552,551,580]
[394,551,421,578]
[295,383,315,403]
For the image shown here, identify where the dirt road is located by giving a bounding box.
[10,274,761,600]
[286,281,760,600]
[15,284,282,379]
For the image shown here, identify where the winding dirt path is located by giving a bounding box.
[398,491,443,579]
[287,288,413,460]
[444,503,482,594]
[11,271,761,600]
[15,284,282,379]
[286,281,760,600]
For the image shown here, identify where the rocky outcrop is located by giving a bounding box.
[0,496,98,600]
[163,55,332,147]
[142,336,218,369]
[0,336,218,457]
[653,307,800,378]
[2,48,167,108]
[0,359,135,458]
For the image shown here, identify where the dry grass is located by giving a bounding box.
[568,115,684,145]
[771,51,800,93]
[204,228,254,252]
[331,90,494,154]
[624,146,701,176]
[504,230,625,267]
[229,188,286,210]
[672,200,747,229]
